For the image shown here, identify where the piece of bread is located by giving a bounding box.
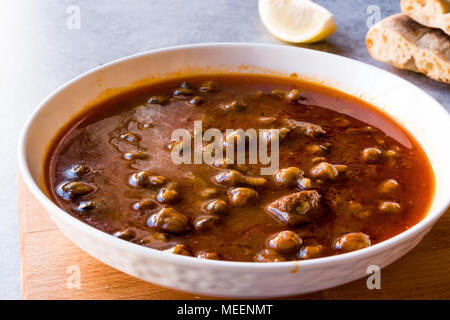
[401,0,450,35]
[366,13,450,83]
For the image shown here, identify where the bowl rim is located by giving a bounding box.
[18,42,450,271]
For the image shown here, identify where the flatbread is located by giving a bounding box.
[401,0,450,35]
[366,13,450,83]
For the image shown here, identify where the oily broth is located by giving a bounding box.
[44,74,434,262]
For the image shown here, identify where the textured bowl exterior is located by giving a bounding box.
[51,204,431,297]
[19,43,450,298]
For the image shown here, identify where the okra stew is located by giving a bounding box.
[45,75,434,262]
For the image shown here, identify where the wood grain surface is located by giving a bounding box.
[19,175,450,300]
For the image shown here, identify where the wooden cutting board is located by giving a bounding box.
[19,175,450,300]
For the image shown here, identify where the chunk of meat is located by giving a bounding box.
[334,232,371,252]
[266,231,303,254]
[266,190,322,226]
[147,207,190,234]
[284,119,326,137]
[253,249,286,262]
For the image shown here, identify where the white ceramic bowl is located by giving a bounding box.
[19,43,450,298]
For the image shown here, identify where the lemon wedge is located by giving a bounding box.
[258,0,337,43]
